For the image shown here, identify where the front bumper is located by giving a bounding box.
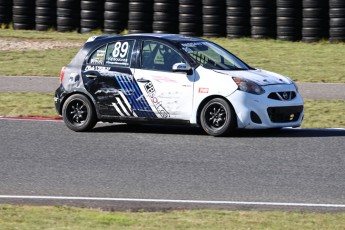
[227,84,304,129]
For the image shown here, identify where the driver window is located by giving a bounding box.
[141,41,185,72]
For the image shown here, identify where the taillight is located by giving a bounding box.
[59,66,66,83]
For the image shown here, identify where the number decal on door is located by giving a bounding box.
[105,40,134,67]
[112,42,129,58]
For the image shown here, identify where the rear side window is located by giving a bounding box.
[105,40,135,67]
[88,45,106,65]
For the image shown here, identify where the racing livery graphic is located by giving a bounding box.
[143,81,170,118]
[55,34,304,136]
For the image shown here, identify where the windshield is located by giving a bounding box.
[179,41,251,70]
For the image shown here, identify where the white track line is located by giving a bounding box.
[0,195,345,208]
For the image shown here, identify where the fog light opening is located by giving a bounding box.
[250,111,262,124]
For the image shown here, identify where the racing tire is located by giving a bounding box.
[330,18,345,27]
[203,6,222,15]
[278,7,297,17]
[62,94,97,132]
[276,0,297,8]
[226,0,249,7]
[36,0,56,7]
[200,98,236,137]
[302,0,326,8]
[303,8,323,18]
[57,0,77,9]
[330,8,345,18]
[226,7,248,16]
[81,0,100,11]
[35,24,51,31]
[13,0,34,6]
[329,0,345,8]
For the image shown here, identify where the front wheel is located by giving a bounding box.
[62,94,97,132]
[200,98,236,136]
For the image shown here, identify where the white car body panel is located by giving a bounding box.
[134,65,304,129]
[133,68,195,120]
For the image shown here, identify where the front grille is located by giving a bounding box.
[268,91,296,101]
[267,106,303,123]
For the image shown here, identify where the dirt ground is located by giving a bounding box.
[0,38,82,51]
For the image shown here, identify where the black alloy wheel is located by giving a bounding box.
[62,94,97,132]
[200,98,235,136]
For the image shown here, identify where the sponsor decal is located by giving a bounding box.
[181,42,208,47]
[90,49,106,65]
[152,76,177,83]
[144,81,170,118]
[198,87,209,93]
[85,65,110,72]
[90,59,104,65]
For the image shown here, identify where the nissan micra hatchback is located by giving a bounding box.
[55,34,304,136]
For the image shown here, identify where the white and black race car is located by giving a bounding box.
[55,34,304,136]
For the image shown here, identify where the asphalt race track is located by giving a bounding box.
[1,118,345,211]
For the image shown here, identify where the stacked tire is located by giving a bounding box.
[226,0,251,38]
[153,0,178,34]
[250,0,276,38]
[276,0,302,41]
[202,0,226,37]
[302,0,328,42]
[35,0,57,31]
[128,0,153,33]
[0,0,12,26]
[57,0,80,32]
[13,0,35,30]
[80,0,104,33]
[179,0,203,36]
[329,0,345,42]
[104,0,128,34]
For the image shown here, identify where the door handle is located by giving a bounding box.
[137,78,150,83]
[86,74,97,79]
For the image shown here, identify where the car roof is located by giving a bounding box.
[87,33,205,45]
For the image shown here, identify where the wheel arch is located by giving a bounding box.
[59,91,98,118]
[196,95,237,128]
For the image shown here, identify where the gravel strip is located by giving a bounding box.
[0,38,82,51]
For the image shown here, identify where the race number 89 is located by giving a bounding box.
[112,42,129,58]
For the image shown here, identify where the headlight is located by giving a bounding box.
[232,77,265,95]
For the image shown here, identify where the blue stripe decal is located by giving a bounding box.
[115,74,157,118]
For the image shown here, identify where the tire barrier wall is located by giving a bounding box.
[0,0,344,42]
[0,0,12,26]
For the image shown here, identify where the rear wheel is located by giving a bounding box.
[200,98,236,136]
[62,94,97,132]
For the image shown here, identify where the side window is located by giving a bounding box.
[88,45,106,65]
[105,40,134,67]
[141,41,185,72]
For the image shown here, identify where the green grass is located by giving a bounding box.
[0,92,344,128]
[0,92,57,118]
[211,37,345,83]
[0,205,345,230]
[303,99,345,128]
[0,29,344,82]
[0,48,80,76]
